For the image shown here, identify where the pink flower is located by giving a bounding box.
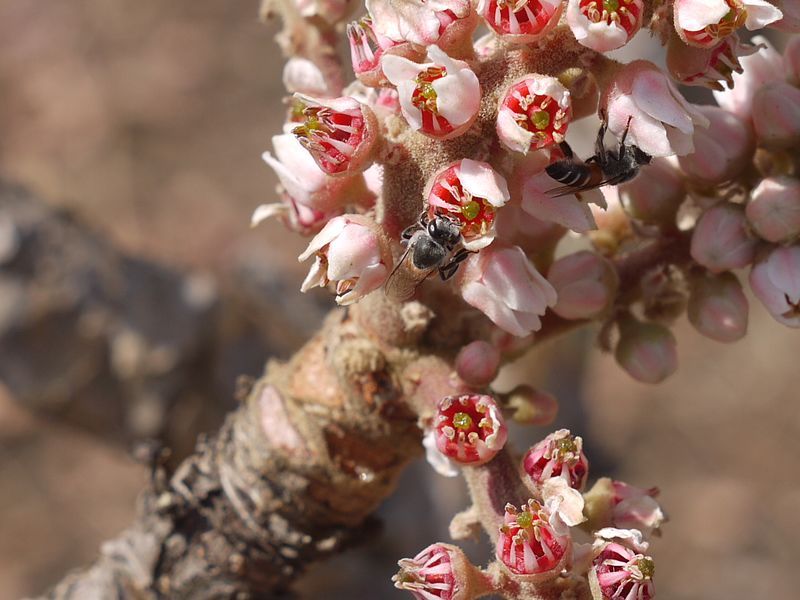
[691,202,757,273]
[282,57,341,97]
[497,500,571,579]
[673,0,782,48]
[431,394,508,466]
[751,81,800,149]
[291,94,378,176]
[589,542,655,600]
[749,245,800,328]
[615,316,678,384]
[618,157,685,226]
[367,0,474,47]
[523,429,590,491]
[666,33,759,91]
[713,36,784,118]
[747,176,800,243]
[251,198,339,236]
[688,271,749,343]
[584,478,665,536]
[457,243,557,337]
[455,341,501,387]
[602,61,709,157]
[425,159,510,250]
[393,543,477,600]
[477,0,563,43]
[547,251,619,320]
[347,17,419,88]
[566,0,644,52]
[497,75,571,154]
[382,46,480,139]
[519,169,605,233]
[298,215,391,305]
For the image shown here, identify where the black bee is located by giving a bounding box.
[384,213,472,301]
[546,114,652,197]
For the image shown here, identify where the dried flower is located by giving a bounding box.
[497,75,571,154]
[523,429,590,491]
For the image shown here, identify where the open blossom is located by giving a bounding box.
[425,159,509,250]
[749,245,800,328]
[347,17,419,88]
[432,394,507,466]
[497,75,571,154]
[584,478,665,536]
[393,543,478,600]
[674,0,782,48]
[457,243,557,337]
[589,542,655,600]
[602,61,709,157]
[566,0,644,53]
[547,251,619,320]
[667,33,759,91]
[691,202,756,273]
[713,36,784,118]
[366,0,476,48]
[478,0,563,43]
[298,215,391,305]
[291,94,378,176]
[497,500,571,579]
[382,46,480,139]
[523,429,589,491]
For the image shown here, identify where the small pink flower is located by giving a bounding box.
[677,105,755,185]
[455,341,501,387]
[666,33,759,91]
[673,0,782,49]
[688,271,749,343]
[713,36,784,118]
[457,242,557,337]
[497,75,571,154]
[367,0,474,47]
[609,481,665,536]
[547,251,619,320]
[751,81,800,149]
[602,61,709,157]
[618,157,685,226]
[747,176,800,243]
[523,429,590,491]
[251,198,340,236]
[749,245,800,328]
[425,159,510,250]
[691,202,757,273]
[590,542,655,600]
[566,0,644,52]
[432,393,508,466]
[282,57,341,97]
[497,500,571,579]
[615,317,677,384]
[298,215,391,305]
[347,17,419,88]
[291,94,378,176]
[478,0,563,43]
[393,543,476,600]
[382,46,480,139]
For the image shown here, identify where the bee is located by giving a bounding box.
[384,212,472,301]
[546,113,652,197]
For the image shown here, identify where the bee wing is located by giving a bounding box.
[384,244,435,302]
[545,175,625,198]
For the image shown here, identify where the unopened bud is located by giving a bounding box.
[688,271,749,343]
[619,157,685,226]
[504,384,559,426]
[746,176,800,243]
[455,341,501,387]
[751,81,800,149]
[393,543,481,600]
[785,35,800,85]
[547,251,619,320]
[749,245,800,328]
[690,203,756,273]
[615,317,678,384]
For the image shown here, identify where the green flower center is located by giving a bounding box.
[453,412,473,430]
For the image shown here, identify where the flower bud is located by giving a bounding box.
[547,251,619,320]
[589,542,655,600]
[393,543,480,600]
[690,203,756,273]
[677,105,755,185]
[751,81,800,149]
[382,46,480,139]
[583,478,665,537]
[785,35,800,85]
[504,384,559,426]
[619,157,685,226]
[667,33,758,91]
[478,0,563,43]
[282,57,341,97]
[497,500,570,580]
[523,429,589,491]
[497,75,571,154]
[298,215,391,305]
[688,271,749,343]
[673,0,781,49]
[566,0,644,52]
[433,394,508,466]
[614,317,678,384]
[749,245,800,328]
[455,341,501,387]
[747,176,800,243]
[426,159,510,250]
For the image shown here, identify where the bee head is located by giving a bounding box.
[429,215,462,244]
[632,145,652,166]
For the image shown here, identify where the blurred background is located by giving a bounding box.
[0,1,798,598]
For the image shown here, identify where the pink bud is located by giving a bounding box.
[393,543,478,600]
[455,341,501,387]
[688,271,749,343]
[589,542,655,600]
[667,33,759,91]
[749,245,800,327]
[751,81,800,149]
[505,384,559,426]
[478,0,563,43]
[497,500,570,579]
[618,157,685,225]
[673,0,781,49]
[523,429,589,491]
[602,61,709,157]
[433,394,508,466]
[770,0,800,32]
[425,159,510,250]
[677,105,755,185]
[746,176,800,243]
[547,251,619,320]
[298,215,391,305]
[497,75,572,154]
[614,317,678,384]
[382,46,480,139]
[690,203,757,273]
[566,0,644,52]
[785,35,800,85]
[347,17,419,88]
[457,243,557,337]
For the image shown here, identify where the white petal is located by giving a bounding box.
[459,159,510,207]
[743,0,783,29]
[251,203,284,227]
[298,216,348,261]
[422,429,460,477]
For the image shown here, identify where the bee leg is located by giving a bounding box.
[557,141,575,160]
[439,249,472,281]
[595,115,609,165]
[401,225,417,240]
[620,115,634,147]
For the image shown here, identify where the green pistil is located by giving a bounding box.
[461,200,480,220]
[453,412,473,430]
[531,110,550,130]
[603,0,619,12]
[637,557,655,579]
[555,436,577,456]
[515,512,533,529]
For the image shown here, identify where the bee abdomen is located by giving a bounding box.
[546,160,594,187]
